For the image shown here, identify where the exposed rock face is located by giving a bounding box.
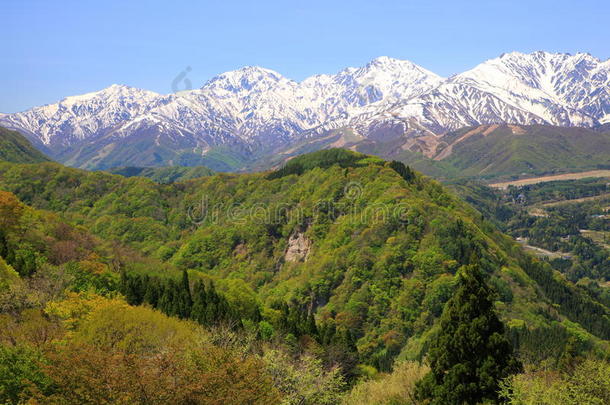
[284,232,312,262]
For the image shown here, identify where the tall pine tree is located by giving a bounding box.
[191,280,212,325]
[176,270,192,319]
[415,264,522,405]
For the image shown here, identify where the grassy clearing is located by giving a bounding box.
[490,170,610,189]
[580,229,610,250]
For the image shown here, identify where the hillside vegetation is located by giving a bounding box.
[0,149,609,403]
[0,127,51,164]
[267,125,610,185]
[435,124,610,181]
[107,165,215,183]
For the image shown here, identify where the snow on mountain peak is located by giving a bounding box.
[1,51,607,163]
[367,56,410,68]
[365,51,609,135]
[450,51,608,123]
[364,56,433,73]
[59,84,161,105]
[202,66,290,93]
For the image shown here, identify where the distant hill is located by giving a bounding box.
[432,124,610,181]
[107,165,214,183]
[265,124,610,183]
[0,126,51,164]
[358,145,458,180]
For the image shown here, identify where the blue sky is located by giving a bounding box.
[2,0,608,113]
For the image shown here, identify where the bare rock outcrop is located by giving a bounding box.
[284,232,311,262]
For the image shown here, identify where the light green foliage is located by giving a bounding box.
[258,321,275,340]
[65,261,118,294]
[0,256,19,291]
[71,296,205,354]
[422,274,455,317]
[500,359,610,404]
[218,278,262,322]
[0,189,129,296]
[0,345,53,404]
[342,361,429,405]
[266,148,379,179]
[108,165,214,183]
[263,349,345,405]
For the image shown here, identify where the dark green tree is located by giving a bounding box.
[306,312,318,336]
[415,264,522,405]
[191,280,208,325]
[389,160,415,182]
[157,279,177,316]
[143,280,162,307]
[175,270,192,319]
[0,231,8,259]
[121,272,144,305]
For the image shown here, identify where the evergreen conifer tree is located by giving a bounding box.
[415,264,522,405]
[191,280,208,325]
[175,270,192,319]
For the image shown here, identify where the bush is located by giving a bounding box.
[263,349,345,405]
[500,358,610,404]
[0,345,53,404]
[342,361,428,405]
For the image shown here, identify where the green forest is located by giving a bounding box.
[1,143,609,404]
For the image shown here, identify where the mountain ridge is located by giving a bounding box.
[1,51,608,171]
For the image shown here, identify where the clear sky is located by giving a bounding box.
[2,0,608,113]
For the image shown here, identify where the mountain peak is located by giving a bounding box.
[368,56,404,65]
[201,66,289,93]
[460,50,607,80]
[1,51,607,167]
[496,50,601,64]
[230,65,284,77]
[58,84,160,107]
[363,56,435,74]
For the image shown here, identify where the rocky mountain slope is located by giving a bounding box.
[1,51,607,170]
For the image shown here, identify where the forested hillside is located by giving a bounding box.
[451,177,610,304]
[107,165,215,183]
[274,125,610,185]
[0,127,51,164]
[1,149,609,404]
[433,125,610,181]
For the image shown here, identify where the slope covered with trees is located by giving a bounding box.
[435,124,610,181]
[0,127,51,164]
[107,165,214,183]
[0,149,609,403]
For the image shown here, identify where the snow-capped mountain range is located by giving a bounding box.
[1,51,608,170]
